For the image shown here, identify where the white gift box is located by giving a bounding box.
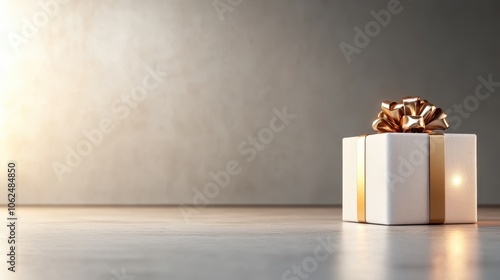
[342,133,477,225]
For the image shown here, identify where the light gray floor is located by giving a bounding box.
[2,207,500,280]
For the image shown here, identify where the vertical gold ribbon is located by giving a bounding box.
[429,133,445,224]
[356,134,446,224]
[357,135,367,223]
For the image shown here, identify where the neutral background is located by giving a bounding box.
[0,0,499,205]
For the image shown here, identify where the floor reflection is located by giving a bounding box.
[430,226,479,280]
[336,222,389,279]
[336,222,481,280]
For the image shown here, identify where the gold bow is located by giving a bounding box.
[372,96,449,133]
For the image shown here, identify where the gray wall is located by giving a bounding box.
[0,0,499,205]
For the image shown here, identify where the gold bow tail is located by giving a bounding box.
[358,96,449,224]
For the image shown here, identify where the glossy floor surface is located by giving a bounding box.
[2,207,500,280]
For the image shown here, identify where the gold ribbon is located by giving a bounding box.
[357,135,367,223]
[429,133,445,224]
[357,97,448,224]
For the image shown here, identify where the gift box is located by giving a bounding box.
[342,97,477,225]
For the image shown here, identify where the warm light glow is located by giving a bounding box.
[451,175,462,187]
